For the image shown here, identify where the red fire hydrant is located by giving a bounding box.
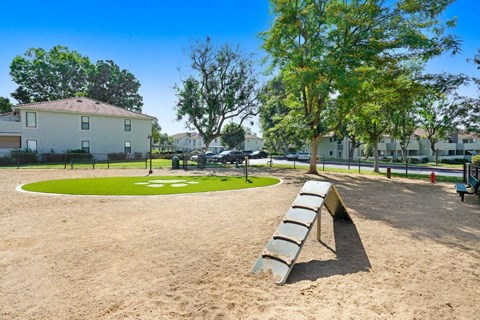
[430,171,436,184]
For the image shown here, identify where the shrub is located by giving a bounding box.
[440,158,467,164]
[472,155,480,165]
[42,153,65,163]
[10,148,38,164]
[0,155,15,166]
[421,157,429,164]
[108,153,128,161]
[65,149,92,162]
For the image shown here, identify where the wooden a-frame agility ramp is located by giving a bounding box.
[251,180,352,285]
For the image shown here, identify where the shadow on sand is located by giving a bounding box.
[287,218,371,284]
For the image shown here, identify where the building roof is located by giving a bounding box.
[14,97,155,120]
[245,134,261,140]
[171,132,201,140]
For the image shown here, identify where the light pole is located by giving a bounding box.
[147,134,153,174]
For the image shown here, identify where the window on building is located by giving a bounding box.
[329,151,333,156]
[81,140,90,153]
[462,139,469,143]
[124,141,131,153]
[26,112,37,127]
[124,119,132,132]
[26,139,37,152]
[81,116,90,130]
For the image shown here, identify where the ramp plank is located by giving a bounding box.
[292,194,325,211]
[252,180,352,285]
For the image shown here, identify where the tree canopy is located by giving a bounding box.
[259,76,306,154]
[10,46,91,103]
[87,60,143,112]
[0,97,14,113]
[261,0,460,174]
[415,73,473,161]
[174,38,259,150]
[220,123,246,150]
[9,45,144,111]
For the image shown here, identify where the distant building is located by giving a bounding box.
[171,132,263,153]
[313,129,480,161]
[243,134,263,151]
[0,97,155,159]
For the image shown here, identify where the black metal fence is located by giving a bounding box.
[0,150,244,170]
[0,151,153,169]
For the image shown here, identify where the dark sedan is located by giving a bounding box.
[249,150,269,159]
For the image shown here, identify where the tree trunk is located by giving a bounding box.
[307,136,319,175]
[373,141,380,173]
[283,143,289,157]
[204,138,212,153]
[349,138,356,161]
[429,141,438,165]
[401,145,407,163]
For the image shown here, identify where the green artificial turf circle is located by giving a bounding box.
[20,175,281,196]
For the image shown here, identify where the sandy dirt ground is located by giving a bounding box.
[0,167,479,320]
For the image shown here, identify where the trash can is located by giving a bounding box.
[172,156,179,170]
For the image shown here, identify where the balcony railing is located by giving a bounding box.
[0,120,22,133]
[435,142,456,150]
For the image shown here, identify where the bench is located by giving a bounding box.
[455,175,480,202]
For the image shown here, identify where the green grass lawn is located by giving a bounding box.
[21,175,280,195]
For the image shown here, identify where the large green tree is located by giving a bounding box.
[150,118,174,146]
[87,60,143,112]
[10,46,144,112]
[415,73,472,162]
[469,50,480,131]
[10,46,92,103]
[262,0,460,174]
[0,97,14,113]
[259,76,305,154]
[174,38,259,151]
[347,67,400,172]
[151,118,162,144]
[220,122,246,150]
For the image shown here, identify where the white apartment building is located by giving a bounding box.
[171,132,264,153]
[0,97,155,160]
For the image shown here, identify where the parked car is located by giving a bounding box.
[249,150,269,159]
[211,150,245,164]
[190,151,216,162]
[297,152,312,161]
[286,152,298,161]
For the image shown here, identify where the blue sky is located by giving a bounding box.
[0,0,478,135]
